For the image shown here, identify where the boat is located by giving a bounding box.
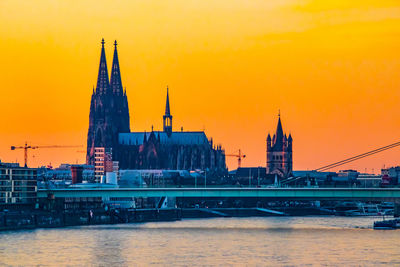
[335,202,393,216]
[344,204,381,216]
[373,219,400,230]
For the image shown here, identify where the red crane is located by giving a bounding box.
[226,149,246,169]
[11,142,82,167]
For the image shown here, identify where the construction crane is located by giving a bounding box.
[226,149,246,169]
[10,142,82,167]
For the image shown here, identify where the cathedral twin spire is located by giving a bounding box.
[95,38,123,95]
[110,40,124,95]
[87,39,130,165]
[96,38,110,94]
[94,39,172,135]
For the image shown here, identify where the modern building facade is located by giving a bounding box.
[94,147,118,182]
[0,161,37,208]
[86,40,226,175]
[266,114,293,178]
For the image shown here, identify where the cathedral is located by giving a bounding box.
[266,114,293,178]
[86,40,226,174]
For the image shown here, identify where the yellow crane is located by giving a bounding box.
[11,142,82,167]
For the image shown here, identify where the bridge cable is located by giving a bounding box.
[317,143,400,171]
[315,141,400,172]
[316,144,400,172]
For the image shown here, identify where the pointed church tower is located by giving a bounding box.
[266,112,293,178]
[163,86,173,136]
[110,40,130,134]
[86,39,131,165]
[110,40,123,95]
[110,40,131,136]
[273,112,284,150]
[96,38,110,94]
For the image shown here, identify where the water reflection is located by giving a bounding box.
[1,217,400,266]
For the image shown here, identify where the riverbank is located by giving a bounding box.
[0,206,337,231]
[0,208,180,231]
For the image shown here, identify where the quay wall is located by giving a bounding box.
[0,209,182,231]
[0,207,337,231]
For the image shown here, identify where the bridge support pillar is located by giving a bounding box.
[394,200,400,218]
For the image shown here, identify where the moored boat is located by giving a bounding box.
[373,219,400,230]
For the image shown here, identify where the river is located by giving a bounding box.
[1,217,399,266]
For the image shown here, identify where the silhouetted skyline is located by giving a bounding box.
[1,1,399,171]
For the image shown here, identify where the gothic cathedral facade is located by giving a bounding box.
[86,39,130,165]
[86,40,226,174]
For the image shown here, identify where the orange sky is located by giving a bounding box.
[0,0,400,172]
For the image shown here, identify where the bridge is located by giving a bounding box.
[38,187,400,201]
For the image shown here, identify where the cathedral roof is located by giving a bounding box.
[119,131,209,146]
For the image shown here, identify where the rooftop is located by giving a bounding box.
[119,131,210,146]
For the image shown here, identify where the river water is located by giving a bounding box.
[0,217,399,266]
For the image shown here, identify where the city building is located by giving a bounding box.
[71,165,84,184]
[94,147,107,182]
[0,161,37,209]
[266,114,293,178]
[357,173,382,187]
[37,164,94,183]
[292,171,337,181]
[336,170,359,182]
[86,40,226,175]
[381,166,400,185]
[94,147,118,183]
[232,167,271,186]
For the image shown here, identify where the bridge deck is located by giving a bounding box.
[38,188,400,201]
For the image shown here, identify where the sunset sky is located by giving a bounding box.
[0,0,399,172]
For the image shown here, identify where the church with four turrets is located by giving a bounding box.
[266,113,293,178]
[86,40,226,174]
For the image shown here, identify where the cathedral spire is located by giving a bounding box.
[110,40,123,95]
[165,86,171,116]
[96,38,110,94]
[275,112,283,140]
[163,86,173,136]
[272,111,284,149]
